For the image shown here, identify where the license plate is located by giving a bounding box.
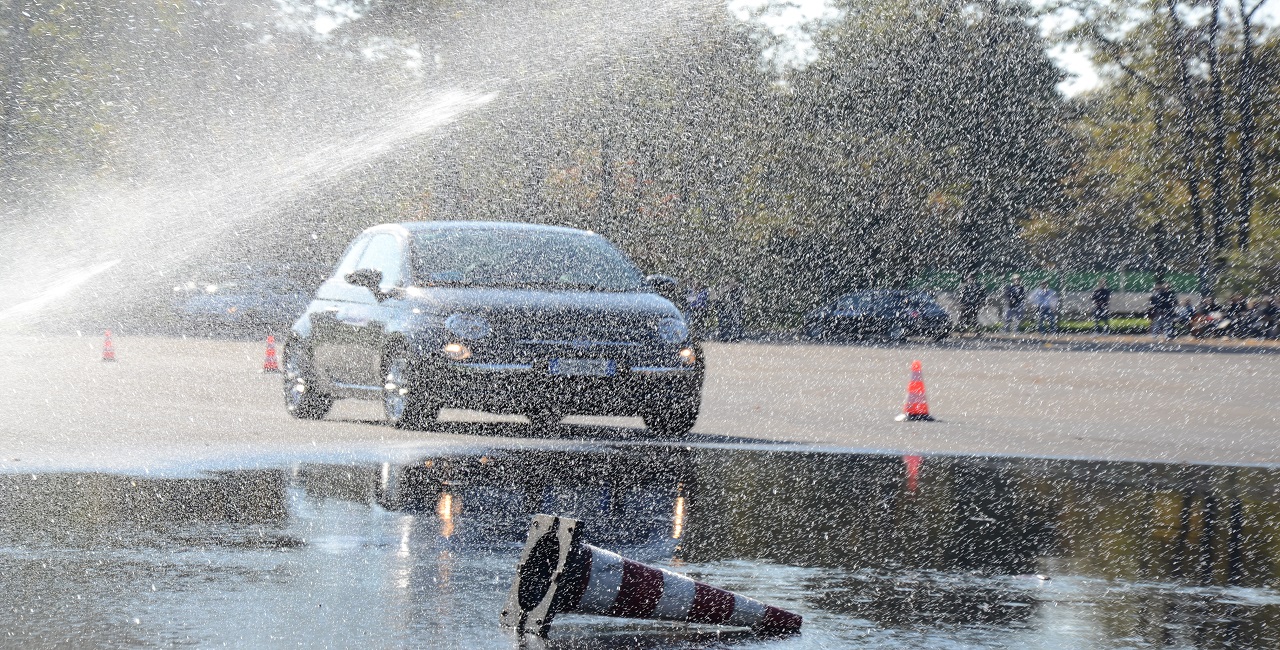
[549,358,616,377]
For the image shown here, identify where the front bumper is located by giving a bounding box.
[430,362,701,415]
[415,339,703,415]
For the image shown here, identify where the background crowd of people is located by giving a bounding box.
[953,274,1278,340]
[687,274,1278,342]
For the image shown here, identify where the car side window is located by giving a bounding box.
[354,234,404,289]
[333,236,371,279]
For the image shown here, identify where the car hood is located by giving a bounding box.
[405,287,684,342]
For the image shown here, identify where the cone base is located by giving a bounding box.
[895,413,934,422]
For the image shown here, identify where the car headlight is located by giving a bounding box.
[445,313,491,339]
[657,317,689,344]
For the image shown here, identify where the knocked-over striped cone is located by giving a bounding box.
[500,514,802,638]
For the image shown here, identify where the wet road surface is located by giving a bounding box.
[4,445,1280,648]
[1,334,1279,472]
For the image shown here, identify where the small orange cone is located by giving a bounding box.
[895,360,933,421]
[262,335,280,373]
[102,330,116,362]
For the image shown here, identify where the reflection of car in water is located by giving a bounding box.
[804,290,951,342]
[174,270,313,336]
[356,447,695,550]
[284,221,705,435]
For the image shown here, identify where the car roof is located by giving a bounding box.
[377,220,599,237]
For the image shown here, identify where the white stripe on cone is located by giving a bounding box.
[727,594,768,628]
[578,546,624,613]
[651,568,697,619]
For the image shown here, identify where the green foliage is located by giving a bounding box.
[1037,0,1280,293]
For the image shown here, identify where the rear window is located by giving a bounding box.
[411,228,644,292]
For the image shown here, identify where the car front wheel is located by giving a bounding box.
[382,352,439,430]
[283,343,333,420]
[642,393,701,438]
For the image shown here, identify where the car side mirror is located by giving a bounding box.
[345,268,384,298]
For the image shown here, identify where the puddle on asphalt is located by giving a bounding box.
[3,446,1280,648]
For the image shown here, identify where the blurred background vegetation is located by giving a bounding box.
[1,0,1276,328]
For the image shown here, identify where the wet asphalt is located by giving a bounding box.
[2,334,1280,473]
[2,335,1280,647]
[4,445,1280,648]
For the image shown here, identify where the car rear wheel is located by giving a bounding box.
[886,324,907,342]
[382,353,439,430]
[283,343,333,420]
[642,394,700,438]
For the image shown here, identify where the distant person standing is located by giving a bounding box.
[957,275,985,335]
[1029,280,1059,334]
[1190,295,1219,338]
[1091,278,1112,333]
[1224,293,1249,337]
[686,282,710,336]
[1003,274,1026,333]
[1148,281,1177,338]
[1251,296,1278,339]
[1176,298,1195,336]
[716,278,745,342]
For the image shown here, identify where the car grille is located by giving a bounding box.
[486,308,658,345]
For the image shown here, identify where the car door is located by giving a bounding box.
[309,235,374,388]
[343,232,410,388]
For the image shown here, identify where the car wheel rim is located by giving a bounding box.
[383,357,408,421]
[283,351,305,410]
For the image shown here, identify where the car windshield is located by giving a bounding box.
[411,229,644,292]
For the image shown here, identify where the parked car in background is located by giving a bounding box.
[283,221,704,436]
[173,265,317,336]
[804,290,951,342]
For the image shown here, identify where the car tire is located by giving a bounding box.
[887,324,907,343]
[283,343,333,420]
[382,351,439,431]
[643,394,701,438]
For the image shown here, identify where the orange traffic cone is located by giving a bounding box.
[262,335,280,373]
[895,360,933,421]
[102,330,116,362]
[502,514,802,637]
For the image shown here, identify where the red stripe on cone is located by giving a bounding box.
[687,581,736,625]
[605,559,665,618]
[756,605,804,636]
